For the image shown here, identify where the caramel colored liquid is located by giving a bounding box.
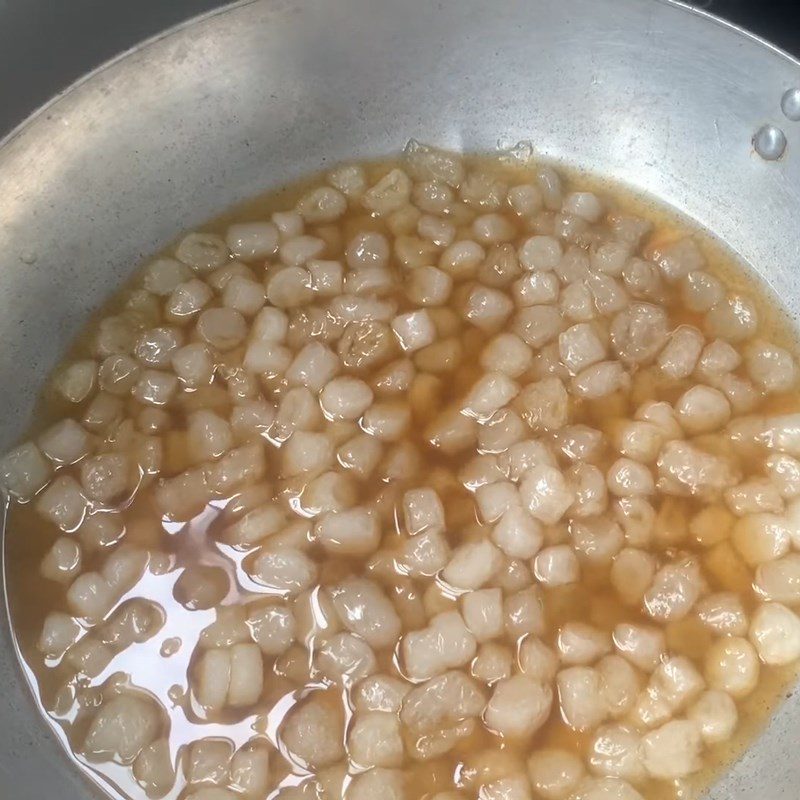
[5,153,800,800]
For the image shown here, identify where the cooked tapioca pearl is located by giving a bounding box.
[644,656,705,718]
[186,411,232,464]
[206,261,254,292]
[513,307,563,353]
[571,516,625,564]
[319,377,373,422]
[516,638,557,685]
[186,738,234,785]
[462,285,514,333]
[610,302,669,364]
[54,360,97,404]
[133,369,178,406]
[242,340,291,377]
[175,232,229,271]
[461,588,504,643]
[622,258,664,300]
[281,694,345,769]
[492,506,543,559]
[472,212,516,243]
[572,777,645,800]
[265,266,313,308]
[37,419,90,467]
[479,774,533,800]
[643,559,703,622]
[185,790,237,800]
[613,497,656,548]
[557,249,591,284]
[726,478,784,517]
[641,719,702,780]
[527,749,585,800]
[142,257,192,296]
[610,548,656,606]
[40,536,82,584]
[504,586,546,639]
[505,184,542,217]
[329,578,401,649]
[443,539,503,590]
[354,675,409,714]
[560,281,595,323]
[401,611,476,680]
[344,266,394,296]
[346,710,404,769]
[328,163,366,197]
[484,675,552,738]
[406,265,453,307]
[558,323,606,376]
[554,425,605,464]
[98,354,141,395]
[134,326,184,368]
[398,529,451,577]
[473,643,514,684]
[696,592,748,636]
[361,168,412,215]
[196,308,247,351]
[561,191,602,223]
[513,270,559,306]
[282,431,333,478]
[270,210,303,240]
[230,742,272,796]
[306,259,343,297]
[246,603,295,655]
[171,343,214,388]
[402,487,444,536]
[462,372,519,420]
[611,420,661,465]
[480,242,522,288]
[687,504,733,548]
[164,278,214,324]
[556,623,611,666]
[680,269,724,313]
[686,690,738,746]
[337,433,383,478]
[706,294,759,342]
[533,544,580,587]
[498,439,556,480]
[696,338,741,379]
[656,440,738,498]
[765,454,800,499]
[675,384,731,435]
[588,724,645,783]
[518,235,562,272]
[220,275,265,317]
[84,693,161,763]
[0,441,52,501]
[79,453,129,504]
[586,273,629,315]
[705,636,759,698]
[38,611,81,659]
[417,214,455,247]
[224,221,279,261]
[285,342,339,392]
[295,186,347,224]
[714,372,760,414]
[374,357,416,394]
[744,339,797,392]
[517,376,569,432]
[390,310,436,352]
[590,240,631,277]
[438,240,484,281]
[755,554,800,603]
[361,401,411,441]
[656,325,704,380]
[520,465,574,525]
[572,361,630,399]
[314,506,380,555]
[612,623,665,673]
[36,476,88,531]
[278,234,325,268]
[557,666,606,731]
[606,458,654,497]
[229,401,275,444]
[316,631,377,684]
[250,548,317,595]
[749,602,800,665]
[654,236,704,281]
[67,571,114,621]
[731,513,791,565]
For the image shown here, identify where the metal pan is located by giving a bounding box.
[1,1,799,797]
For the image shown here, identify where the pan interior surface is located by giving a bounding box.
[2,1,800,799]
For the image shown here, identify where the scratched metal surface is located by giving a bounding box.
[1,0,800,797]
